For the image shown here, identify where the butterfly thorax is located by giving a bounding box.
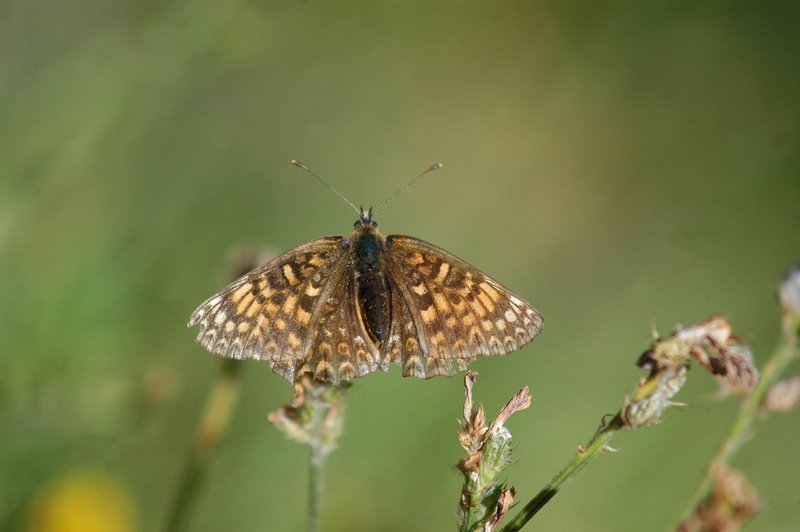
[350,214,392,346]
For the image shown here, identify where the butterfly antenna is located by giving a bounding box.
[373,162,443,213]
[291,160,360,215]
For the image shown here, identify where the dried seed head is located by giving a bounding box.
[779,266,800,329]
[489,386,532,435]
[764,377,800,413]
[678,465,761,532]
[716,344,760,395]
[267,377,348,454]
[487,488,516,530]
[638,316,759,395]
[463,371,478,420]
[621,366,688,429]
[638,316,731,372]
[456,372,530,531]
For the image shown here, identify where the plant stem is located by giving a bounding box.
[308,385,330,532]
[676,315,800,524]
[268,378,346,532]
[164,359,242,532]
[500,415,624,532]
[307,445,325,532]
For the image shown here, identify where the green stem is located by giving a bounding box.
[676,315,800,524]
[500,415,624,532]
[269,378,346,532]
[308,439,326,532]
[164,359,242,532]
[306,384,338,532]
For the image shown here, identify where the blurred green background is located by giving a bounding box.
[2,1,799,531]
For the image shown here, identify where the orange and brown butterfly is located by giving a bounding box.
[188,162,543,385]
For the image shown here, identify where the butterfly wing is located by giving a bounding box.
[294,266,382,384]
[383,235,543,378]
[188,236,378,383]
[381,273,448,378]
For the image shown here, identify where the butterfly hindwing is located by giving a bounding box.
[382,278,458,379]
[383,235,543,377]
[294,265,382,384]
[188,236,349,378]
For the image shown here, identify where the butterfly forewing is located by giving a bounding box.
[383,235,543,378]
[188,236,349,378]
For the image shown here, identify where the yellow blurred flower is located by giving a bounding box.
[26,470,136,532]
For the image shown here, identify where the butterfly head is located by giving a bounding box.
[355,206,379,230]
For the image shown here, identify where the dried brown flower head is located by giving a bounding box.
[779,267,800,319]
[678,465,761,532]
[763,376,800,413]
[457,372,531,531]
[622,316,760,428]
[638,316,759,391]
[621,366,687,429]
[267,375,347,454]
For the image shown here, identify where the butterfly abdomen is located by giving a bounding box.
[352,227,391,345]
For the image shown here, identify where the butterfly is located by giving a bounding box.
[188,163,543,385]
